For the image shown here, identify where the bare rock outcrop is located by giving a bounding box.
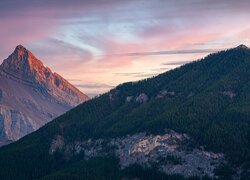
[50,130,225,178]
[157,90,175,98]
[136,93,148,103]
[223,91,236,99]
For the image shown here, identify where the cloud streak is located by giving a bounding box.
[1,0,250,95]
[162,60,193,66]
[102,48,220,57]
[75,83,114,89]
[113,72,159,78]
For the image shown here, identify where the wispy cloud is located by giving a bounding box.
[113,72,143,76]
[1,0,250,95]
[75,83,114,89]
[102,48,220,57]
[162,60,193,66]
[113,72,159,78]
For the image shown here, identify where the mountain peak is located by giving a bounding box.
[0,45,89,106]
[235,44,248,49]
[13,45,34,59]
[0,45,89,146]
[1,45,44,76]
[15,44,27,51]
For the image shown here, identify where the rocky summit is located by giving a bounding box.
[0,45,89,146]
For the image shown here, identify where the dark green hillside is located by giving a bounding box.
[39,157,188,180]
[0,45,249,179]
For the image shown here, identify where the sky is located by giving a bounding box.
[1,0,250,97]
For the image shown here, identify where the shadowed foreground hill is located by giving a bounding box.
[0,45,249,179]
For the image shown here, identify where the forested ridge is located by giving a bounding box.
[0,45,249,179]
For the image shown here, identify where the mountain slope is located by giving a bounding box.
[0,45,89,145]
[0,45,249,179]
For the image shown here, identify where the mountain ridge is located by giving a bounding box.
[0,45,249,179]
[0,45,89,145]
[0,45,88,106]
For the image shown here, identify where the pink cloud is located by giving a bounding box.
[0,16,59,61]
[1,0,250,95]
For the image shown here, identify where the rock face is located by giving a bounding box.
[0,45,89,145]
[50,130,225,178]
[135,93,148,103]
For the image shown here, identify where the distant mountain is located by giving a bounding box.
[0,45,89,145]
[0,45,249,179]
